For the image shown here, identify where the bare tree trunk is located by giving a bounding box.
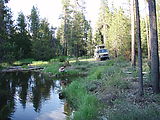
[144,1,151,63]
[146,16,151,61]
[64,18,67,56]
[135,0,143,95]
[148,0,160,93]
[131,0,136,67]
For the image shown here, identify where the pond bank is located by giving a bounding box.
[57,58,160,120]
[0,66,44,72]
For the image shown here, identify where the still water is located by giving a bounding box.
[0,71,69,120]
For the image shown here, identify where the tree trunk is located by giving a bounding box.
[135,0,143,95]
[148,0,160,93]
[0,1,4,63]
[0,1,4,39]
[146,16,151,62]
[131,0,136,67]
[145,1,151,64]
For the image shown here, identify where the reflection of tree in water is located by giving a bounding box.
[0,73,16,120]
[31,73,53,112]
[18,72,30,109]
[0,71,54,119]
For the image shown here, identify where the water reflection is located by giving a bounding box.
[0,71,68,120]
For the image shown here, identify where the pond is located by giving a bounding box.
[0,71,70,120]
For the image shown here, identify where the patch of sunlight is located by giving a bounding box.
[13,61,21,65]
[30,61,49,66]
[69,58,95,63]
[0,62,10,67]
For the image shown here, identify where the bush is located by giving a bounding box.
[58,56,67,62]
[49,58,59,63]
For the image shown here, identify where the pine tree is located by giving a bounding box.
[0,0,16,63]
[107,8,131,57]
[32,19,54,60]
[14,12,31,59]
[58,0,91,57]
[30,6,40,41]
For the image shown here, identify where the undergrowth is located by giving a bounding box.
[64,57,160,120]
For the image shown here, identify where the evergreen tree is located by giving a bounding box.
[61,0,73,56]
[14,12,31,59]
[57,0,91,57]
[0,0,16,63]
[107,8,131,57]
[32,19,54,60]
[30,6,40,41]
[86,22,94,56]
[95,0,111,46]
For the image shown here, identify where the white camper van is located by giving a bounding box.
[94,45,109,60]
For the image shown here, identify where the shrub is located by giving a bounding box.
[58,56,67,62]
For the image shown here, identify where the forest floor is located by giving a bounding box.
[1,57,160,120]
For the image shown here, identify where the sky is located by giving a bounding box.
[8,0,145,28]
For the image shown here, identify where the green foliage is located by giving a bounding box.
[14,12,32,59]
[57,0,92,57]
[140,18,148,56]
[58,56,67,62]
[63,60,105,120]
[88,66,106,80]
[0,41,16,63]
[30,6,40,40]
[95,2,131,58]
[43,62,63,74]
[74,95,99,120]
[65,80,99,120]
[31,61,48,66]
[106,72,130,89]
[13,58,34,65]
[0,2,16,63]
[31,19,55,60]
[107,9,131,57]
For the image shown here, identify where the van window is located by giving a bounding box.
[98,49,108,53]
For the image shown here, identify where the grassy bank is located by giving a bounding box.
[63,57,160,120]
[63,58,129,120]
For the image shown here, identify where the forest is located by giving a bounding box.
[0,0,160,120]
[0,0,159,61]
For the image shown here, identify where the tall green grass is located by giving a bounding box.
[65,79,99,120]
[64,59,125,119]
[64,61,106,120]
[43,62,63,74]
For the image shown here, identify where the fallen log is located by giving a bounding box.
[0,66,44,73]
